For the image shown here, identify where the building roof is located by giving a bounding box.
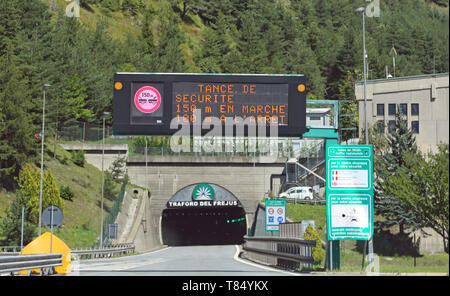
[306,108,331,114]
[355,72,449,85]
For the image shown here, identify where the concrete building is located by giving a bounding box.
[306,108,332,129]
[355,73,449,153]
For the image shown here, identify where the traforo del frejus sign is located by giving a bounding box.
[166,184,240,208]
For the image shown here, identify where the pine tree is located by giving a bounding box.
[151,15,187,72]
[0,192,37,246]
[374,110,424,234]
[0,40,37,189]
[235,11,267,73]
[386,144,449,252]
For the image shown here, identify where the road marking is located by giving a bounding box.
[232,245,299,276]
[78,258,167,272]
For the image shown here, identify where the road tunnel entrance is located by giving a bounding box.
[161,183,247,246]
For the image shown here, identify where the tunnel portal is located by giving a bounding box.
[161,183,247,246]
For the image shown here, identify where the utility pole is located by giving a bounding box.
[355,7,374,273]
[38,84,51,236]
[100,112,110,247]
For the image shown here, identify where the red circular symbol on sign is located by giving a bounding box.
[134,86,161,113]
[268,208,274,215]
[277,208,284,215]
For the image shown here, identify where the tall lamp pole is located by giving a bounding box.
[355,7,368,145]
[355,7,373,272]
[100,112,110,247]
[38,84,51,236]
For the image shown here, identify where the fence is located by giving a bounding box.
[59,122,113,142]
[101,179,128,244]
[296,140,326,181]
[242,236,316,270]
[0,246,20,254]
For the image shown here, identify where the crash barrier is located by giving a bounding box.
[242,236,315,270]
[71,243,135,259]
[0,253,62,276]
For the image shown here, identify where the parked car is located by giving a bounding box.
[279,186,313,201]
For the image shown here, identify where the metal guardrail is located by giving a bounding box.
[71,243,135,259]
[242,236,315,270]
[0,253,62,275]
[0,246,20,252]
[0,243,135,275]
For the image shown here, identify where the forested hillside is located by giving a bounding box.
[0,0,449,188]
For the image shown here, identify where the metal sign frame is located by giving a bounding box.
[326,144,374,241]
[265,199,286,232]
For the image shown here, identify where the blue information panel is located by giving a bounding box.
[326,145,373,241]
[265,200,286,231]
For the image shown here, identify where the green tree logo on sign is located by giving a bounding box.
[192,184,215,201]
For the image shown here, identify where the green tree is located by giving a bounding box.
[386,144,449,252]
[0,192,37,246]
[62,74,94,123]
[304,224,325,265]
[0,40,37,189]
[17,163,64,223]
[151,16,187,72]
[374,111,424,234]
[103,171,118,201]
[108,155,127,182]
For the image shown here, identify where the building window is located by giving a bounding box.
[377,104,385,116]
[376,120,385,134]
[411,121,419,134]
[411,103,419,116]
[309,116,321,121]
[400,104,407,116]
[388,120,396,133]
[388,104,396,116]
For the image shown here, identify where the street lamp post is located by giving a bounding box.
[355,7,369,145]
[100,112,110,247]
[38,84,51,236]
[355,7,374,272]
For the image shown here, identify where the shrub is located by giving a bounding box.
[304,224,325,265]
[71,150,85,167]
[60,185,74,201]
[103,171,118,201]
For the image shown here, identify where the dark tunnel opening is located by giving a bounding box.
[161,207,247,246]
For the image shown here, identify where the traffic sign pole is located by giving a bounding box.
[50,206,53,253]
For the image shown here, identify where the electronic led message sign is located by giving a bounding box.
[113,73,307,137]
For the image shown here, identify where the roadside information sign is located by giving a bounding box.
[326,145,373,240]
[265,200,286,231]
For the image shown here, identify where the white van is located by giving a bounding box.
[279,186,313,201]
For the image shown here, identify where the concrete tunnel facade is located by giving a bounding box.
[161,183,247,246]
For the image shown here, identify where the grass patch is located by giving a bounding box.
[286,203,326,241]
[45,141,120,247]
[285,203,449,274]
[339,246,449,273]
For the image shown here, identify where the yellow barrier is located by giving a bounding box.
[20,232,71,274]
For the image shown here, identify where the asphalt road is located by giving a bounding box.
[71,244,299,276]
